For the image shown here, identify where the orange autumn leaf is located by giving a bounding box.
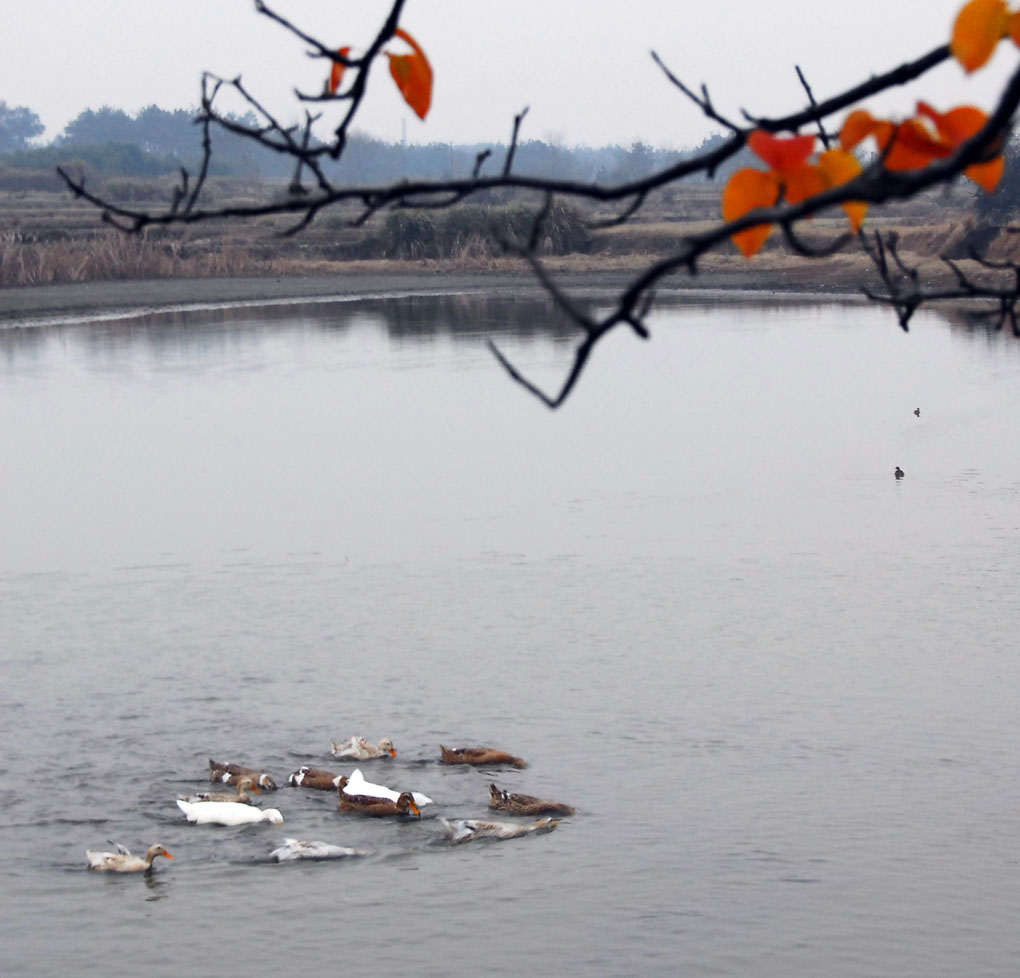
[951,0,1009,72]
[747,130,815,174]
[782,162,828,205]
[881,118,951,170]
[916,101,1003,190]
[327,46,351,95]
[721,168,780,257]
[839,110,882,151]
[387,26,432,120]
[966,154,1004,191]
[918,101,987,145]
[817,148,867,232]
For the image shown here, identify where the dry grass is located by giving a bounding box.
[0,171,985,290]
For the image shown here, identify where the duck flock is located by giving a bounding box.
[85,737,574,874]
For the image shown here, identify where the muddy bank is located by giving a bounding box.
[0,256,884,326]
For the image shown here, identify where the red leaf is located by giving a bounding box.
[747,130,815,174]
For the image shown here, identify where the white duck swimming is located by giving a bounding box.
[330,736,396,760]
[438,817,558,844]
[86,842,173,873]
[176,798,283,826]
[269,838,369,862]
[342,767,433,807]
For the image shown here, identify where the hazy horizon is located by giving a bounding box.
[6,1,1018,153]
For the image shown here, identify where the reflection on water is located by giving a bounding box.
[2,292,1020,978]
[0,290,593,365]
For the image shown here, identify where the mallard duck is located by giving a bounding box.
[177,798,284,826]
[488,783,575,816]
[180,776,260,805]
[339,790,420,818]
[208,759,278,791]
[86,843,173,873]
[440,745,526,768]
[342,767,433,807]
[438,817,557,844]
[269,838,368,861]
[287,766,346,790]
[330,736,396,759]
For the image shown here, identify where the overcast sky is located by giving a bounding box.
[5,0,1019,150]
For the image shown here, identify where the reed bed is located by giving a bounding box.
[0,230,284,286]
[382,202,591,260]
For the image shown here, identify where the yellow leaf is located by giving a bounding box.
[387,27,432,120]
[951,0,1009,72]
[721,168,780,257]
[818,149,867,232]
[1008,10,1020,46]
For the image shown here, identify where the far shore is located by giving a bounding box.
[0,254,888,326]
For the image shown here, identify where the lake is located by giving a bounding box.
[2,287,1019,978]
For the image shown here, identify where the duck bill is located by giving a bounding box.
[409,800,421,817]
[388,747,396,757]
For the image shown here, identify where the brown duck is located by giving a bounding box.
[488,783,575,816]
[287,765,346,791]
[338,786,421,818]
[208,758,278,791]
[180,776,261,805]
[440,745,526,768]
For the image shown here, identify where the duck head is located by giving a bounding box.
[488,783,509,805]
[396,792,421,817]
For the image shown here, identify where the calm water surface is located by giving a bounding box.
[2,290,1019,977]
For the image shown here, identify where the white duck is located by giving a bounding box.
[438,817,558,844]
[176,798,283,826]
[269,838,369,862]
[86,842,174,873]
[330,736,396,759]
[342,767,432,807]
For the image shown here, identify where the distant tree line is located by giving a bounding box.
[7,97,1016,224]
[0,101,44,152]
[0,99,738,186]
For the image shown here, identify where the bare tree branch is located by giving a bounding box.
[54,1,1020,407]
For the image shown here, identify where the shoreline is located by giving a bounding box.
[0,260,876,327]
